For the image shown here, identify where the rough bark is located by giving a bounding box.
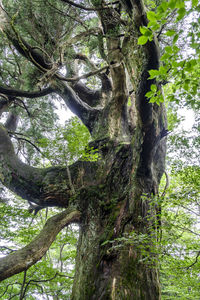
[0,0,167,298]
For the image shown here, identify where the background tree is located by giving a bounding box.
[0,0,199,299]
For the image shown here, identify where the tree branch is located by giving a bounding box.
[8,133,43,155]
[60,0,105,11]
[0,208,81,282]
[0,124,101,207]
[185,251,200,270]
[58,65,109,82]
[0,85,54,98]
[56,81,100,133]
[74,53,112,93]
[73,81,101,107]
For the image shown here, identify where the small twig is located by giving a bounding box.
[185,251,200,270]
[15,98,31,116]
[19,270,27,300]
[9,134,43,154]
[0,246,16,253]
[0,282,21,298]
[46,0,88,29]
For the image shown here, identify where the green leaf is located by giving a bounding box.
[165,46,173,54]
[140,26,147,35]
[138,35,148,45]
[160,2,169,11]
[148,21,160,31]
[148,69,159,79]
[173,34,179,44]
[140,26,152,37]
[177,7,186,21]
[176,0,186,8]
[161,53,171,61]
[147,11,156,21]
[127,97,132,107]
[149,96,157,103]
[151,84,157,92]
[192,0,198,7]
[159,66,168,75]
[146,91,154,98]
[166,30,176,36]
[169,0,176,9]
[159,95,164,103]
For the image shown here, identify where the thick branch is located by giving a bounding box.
[0,208,81,282]
[0,124,46,205]
[0,124,101,207]
[56,81,100,133]
[6,32,52,72]
[0,85,54,98]
[73,81,101,107]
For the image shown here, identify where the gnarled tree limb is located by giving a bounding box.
[0,85,54,98]
[0,124,102,207]
[0,208,81,282]
[56,81,101,133]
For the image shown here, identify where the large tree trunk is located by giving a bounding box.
[72,142,162,299]
[70,1,166,297]
[71,94,166,299]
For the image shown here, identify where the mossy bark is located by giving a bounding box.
[72,141,163,299]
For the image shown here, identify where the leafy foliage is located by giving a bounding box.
[138,0,200,106]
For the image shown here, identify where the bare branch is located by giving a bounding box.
[14,99,31,116]
[0,246,16,254]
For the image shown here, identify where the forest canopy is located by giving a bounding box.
[0,0,199,299]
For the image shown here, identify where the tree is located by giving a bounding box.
[0,0,199,299]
